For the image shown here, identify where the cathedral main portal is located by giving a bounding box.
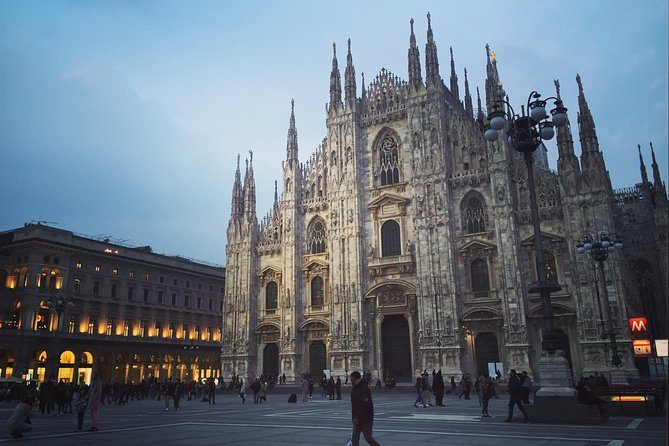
[309,340,326,378]
[263,343,279,378]
[382,315,412,381]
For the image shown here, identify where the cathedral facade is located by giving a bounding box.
[222,16,668,383]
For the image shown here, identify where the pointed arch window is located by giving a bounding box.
[311,276,324,307]
[381,220,401,257]
[308,220,327,254]
[265,281,278,311]
[463,196,487,234]
[471,259,490,294]
[379,137,400,186]
[543,251,557,281]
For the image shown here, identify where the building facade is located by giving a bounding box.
[222,16,668,383]
[0,224,225,385]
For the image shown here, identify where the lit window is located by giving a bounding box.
[168,324,175,339]
[154,322,162,337]
[139,321,147,337]
[74,278,81,293]
[129,271,135,278]
[68,315,77,334]
[87,317,97,335]
[106,318,114,336]
[182,324,188,340]
[76,261,83,269]
[145,273,150,281]
[112,267,118,275]
[123,320,130,337]
[95,265,101,273]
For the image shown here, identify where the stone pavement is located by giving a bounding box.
[0,390,666,445]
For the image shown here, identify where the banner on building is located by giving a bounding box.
[633,339,652,358]
[656,339,668,357]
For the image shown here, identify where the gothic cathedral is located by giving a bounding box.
[222,15,668,383]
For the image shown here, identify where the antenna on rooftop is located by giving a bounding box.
[29,219,58,226]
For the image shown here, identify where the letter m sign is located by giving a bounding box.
[629,317,648,335]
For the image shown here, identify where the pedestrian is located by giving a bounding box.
[413,376,424,408]
[505,369,529,423]
[328,376,336,400]
[164,378,175,410]
[173,380,182,410]
[207,377,216,404]
[433,370,445,406]
[421,372,433,407]
[479,373,493,417]
[259,381,268,403]
[301,374,310,402]
[6,395,34,439]
[520,371,532,404]
[88,371,102,431]
[336,376,342,400]
[349,371,381,446]
[238,379,247,404]
[450,376,456,392]
[250,378,261,404]
[74,386,89,432]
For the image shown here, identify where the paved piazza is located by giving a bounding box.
[0,390,666,445]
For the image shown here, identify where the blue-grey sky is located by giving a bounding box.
[1,0,667,265]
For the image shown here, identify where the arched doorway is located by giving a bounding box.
[263,343,279,378]
[309,341,326,378]
[381,315,411,381]
[554,328,573,378]
[474,332,500,375]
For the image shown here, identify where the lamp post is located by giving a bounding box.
[484,91,568,353]
[44,295,75,380]
[576,232,624,367]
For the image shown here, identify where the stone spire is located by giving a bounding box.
[554,79,580,175]
[230,154,243,221]
[650,142,664,187]
[329,43,342,112]
[242,150,256,221]
[576,74,599,154]
[273,180,279,210]
[286,99,298,162]
[344,38,357,108]
[449,46,459,99]
[463,68,473,117]
[639,144,649,185]
[424,12,441,87]
[484,44,504,111]
[407,18,423,90]
[476,86,484,126]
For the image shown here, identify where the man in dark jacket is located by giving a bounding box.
[350,371,381,446]
[433,370,445,406]
[506,369,529,422]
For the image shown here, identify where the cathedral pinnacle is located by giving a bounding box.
[424,12,440,87]
[639,144,649,185]
[449,46,459,100]
[650,141,664,187]
[554,79,580,175]
[576,74,599,154]
[286,99,298,162]
[408,17,422,90]
[329,42,342,112]
[345,38,357,107]
[464,67,473,117]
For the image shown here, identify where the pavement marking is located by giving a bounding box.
[390,413,481,422]
[626,419,643,429]
[607,441,625,446]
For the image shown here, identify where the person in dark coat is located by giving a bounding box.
[433,370,445,406]
[450,376,456,392]
[335,376,342,400]
[349,371,381,446]
[505,369,529,423]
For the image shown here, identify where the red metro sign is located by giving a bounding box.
[629,317,648,335]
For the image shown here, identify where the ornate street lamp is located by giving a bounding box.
[576,232,624,367]
[484,91,568,352]
[45,295,75,320]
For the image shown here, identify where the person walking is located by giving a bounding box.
[301,374,310,402]
[413,376,424,408]
[336,376,342,400]
[74,386,89,432]
[250,378,262,404]
[349,371,381,446]
[88,371,102,431]
[520,371,532,404]
[238,379,247,404]
[173,380,182,410]
[506,369,529,423]
[163,378,174,410]
[433,370,445,406]
[450,376,456,392]
[479,373,493,417]
[207,377,216,404]
[421,372,433,407]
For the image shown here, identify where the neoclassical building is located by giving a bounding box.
[222,15,667,383]
[0,224,225,384]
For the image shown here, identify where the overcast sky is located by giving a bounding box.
[1,0,667,265]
